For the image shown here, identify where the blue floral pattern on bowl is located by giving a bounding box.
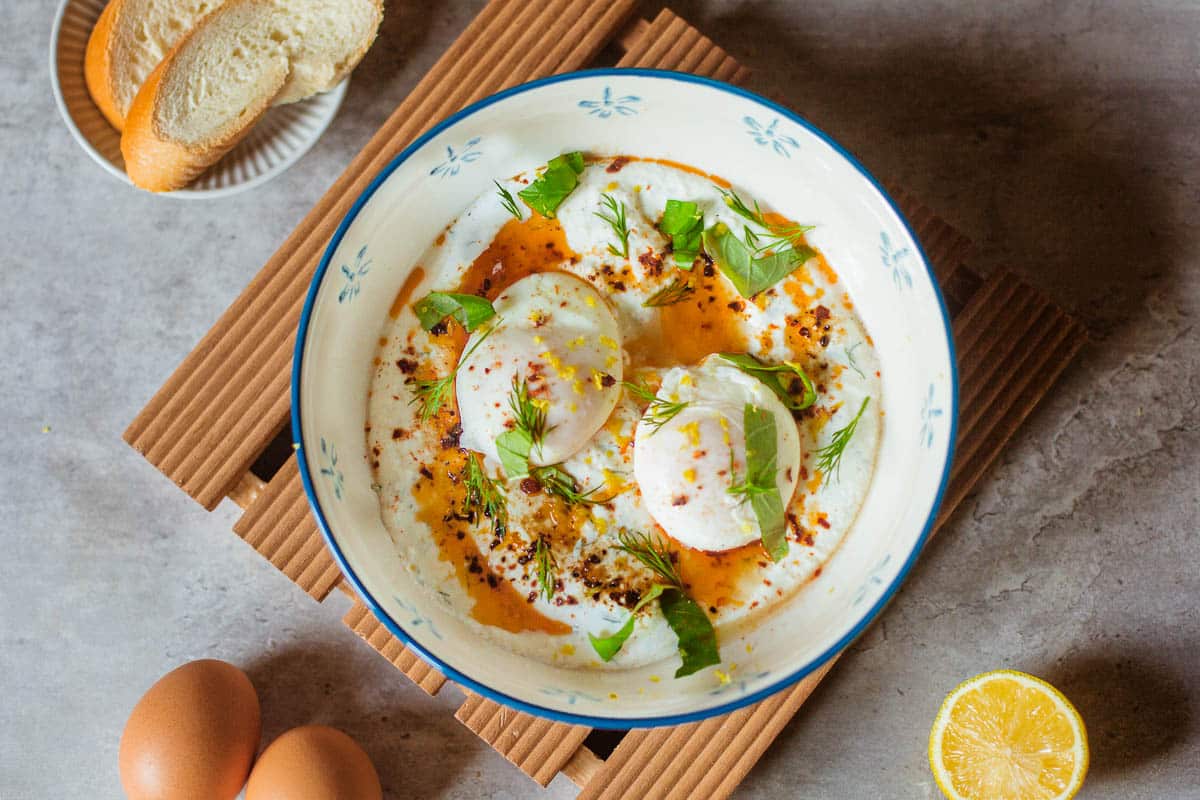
[578,87,642,118]
[880,231,913,290]
[337,245,371,304]
[539,686,604,705]
[395,595,443,640]
[919,383,944,449]
[852,553,893,607]
[430,136,483,177]
[707,669,773,697]
[744,116,799,157]
[317,437,344,500]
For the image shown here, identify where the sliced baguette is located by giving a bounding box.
[85,0,226,132]
[121,0,382,192]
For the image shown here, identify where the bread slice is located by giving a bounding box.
[121,0,382,192]
[85,0,226,131]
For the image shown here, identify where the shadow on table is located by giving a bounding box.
[246,640,463,799]
[1041,646,1194,778]
[658,0,1180,342]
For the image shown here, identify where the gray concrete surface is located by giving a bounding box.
[2,1,1197,798]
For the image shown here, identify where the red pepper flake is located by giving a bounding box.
[671,494,689,506]
[599,373,616,388]
[727,300,745,312]
[817,517,831,529]
[638,250,664,275]
[606,156,630,173]
[520,477,542,495]
[392,428,409,440]
[814,305,831,322]
[395,358,418,374]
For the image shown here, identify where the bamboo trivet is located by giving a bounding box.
[123,2,1087,796]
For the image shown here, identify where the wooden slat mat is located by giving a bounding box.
[123,2,1088,797]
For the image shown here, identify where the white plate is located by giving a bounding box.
[49,0,347,199]
[294,70,958,728]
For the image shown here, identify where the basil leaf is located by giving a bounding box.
[736,404,788,562]
[661,200,700,234]
[495,428,532,478]
[660,588,720,677]
[703,223,814,297]
[588,584,664,661]
[744,405,787,560]
[413,292,496,332]
[555,151,586,175]
[718,352,817,411]
[751,491,787,562]
[518,151,585,218]
[661,199,704,268]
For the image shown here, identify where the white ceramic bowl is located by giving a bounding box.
[294,70,957,727]
[50,0,347,198]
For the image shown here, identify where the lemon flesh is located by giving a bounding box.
[929,670,1088,800]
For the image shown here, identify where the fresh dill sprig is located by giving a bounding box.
[622,380,689,435]
[509,375,552,455]
[495,180,522,220]
[408,375,454,423]
[531,464,602,506]
[535,537,556,600]
[845,342,866,379]
[615,530,682,588]
[462,454,507,539]
[642,277,695,308]
[814,396,870,484]
[716,185,815,256]
[407,318,500,421]
[594,193,630,259]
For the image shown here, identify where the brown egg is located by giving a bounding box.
[119,659,261,800]
[246,725,382,800]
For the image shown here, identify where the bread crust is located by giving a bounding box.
[119,0,383,191]
[121,0,283,192]
[84,0,126,131]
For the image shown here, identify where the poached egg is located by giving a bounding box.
[632,356,801,552]
[457,272,624,467]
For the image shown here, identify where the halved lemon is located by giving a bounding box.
[929,670,1088,800]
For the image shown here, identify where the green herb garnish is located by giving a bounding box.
[622,380,689,435]
[660,199,704,267]
[814,396,870,484]
[588,584,663,661]
[717,186,814,255]
[535,537,556,600]
[413,292,496,332]
[407,319,500,421]
[607,530,720,676]
[531,464,602,506]
[509,376,551,451]
[595,193,630,259]
[462,454,507,539]
[518,151,585,218]
[495,427,533,478]
[642,276,695,308]
[614,529,681,584]
[727,404,788,561]
[494,375,553,477]
[718,352,817,411]
[703,222,815,298]
[495,180,522,220]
